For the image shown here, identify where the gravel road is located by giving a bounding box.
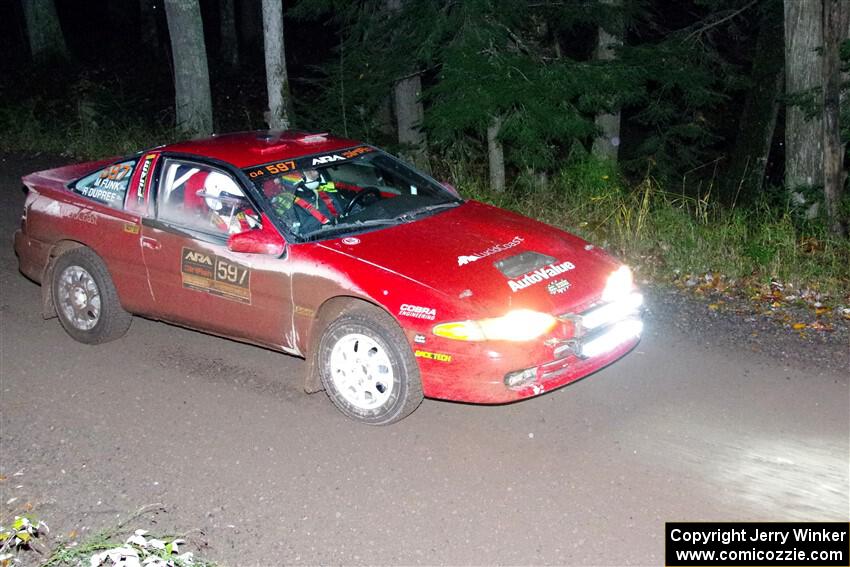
[2,153,848,566]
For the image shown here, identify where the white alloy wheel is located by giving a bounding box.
[329,332,395,410]
[316,305,423,425]
[56,265,101,330]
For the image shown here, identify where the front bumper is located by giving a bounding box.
[416,293,643,404]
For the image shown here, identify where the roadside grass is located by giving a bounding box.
[0,95,178,160]
[459,158,850,304]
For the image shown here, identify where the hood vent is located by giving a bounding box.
[494,251,556,278]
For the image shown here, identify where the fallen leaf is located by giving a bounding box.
[792,323,806,330]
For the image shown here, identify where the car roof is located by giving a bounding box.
[161,130,366,169]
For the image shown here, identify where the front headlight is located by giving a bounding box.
[433,309,557,342]
[601,265,635,303]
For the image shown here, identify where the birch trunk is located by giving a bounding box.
[262,0,292,130]
[591,0,622,162]
[21,0,67,62]
[784,0,824,216]
[488,116,506,193]
[822,0,850,235]
[220,0,239,68]
[164,0,213,137]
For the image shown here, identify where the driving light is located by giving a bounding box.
[602,265,635,303]
[581,292,644,330]
[580,319,643,358]
[433,309,557,342]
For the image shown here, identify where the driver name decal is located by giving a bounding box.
[457,236,523,266]
[181,247,251,304]
[508,261,575,292]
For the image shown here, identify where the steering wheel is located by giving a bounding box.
[343,187,383,215]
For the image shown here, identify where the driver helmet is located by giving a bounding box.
[204,171,244,210]
[302,169,321,191]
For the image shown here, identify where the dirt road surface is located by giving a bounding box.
[2,154,848,566]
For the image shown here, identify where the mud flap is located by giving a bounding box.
[303,348,324,394]
[41,264,57,319]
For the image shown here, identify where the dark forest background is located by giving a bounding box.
[1,0,849,301]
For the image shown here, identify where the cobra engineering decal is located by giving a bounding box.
[181,247,251,303]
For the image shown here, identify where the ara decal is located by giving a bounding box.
[181,247,251,304]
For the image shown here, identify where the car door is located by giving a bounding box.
[139,156,297,353]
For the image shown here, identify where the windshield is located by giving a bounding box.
[244,146,461,241]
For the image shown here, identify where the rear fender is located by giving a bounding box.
[40,240,85,319]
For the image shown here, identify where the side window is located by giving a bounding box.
[156,159,261,236]
[72,160,137,208]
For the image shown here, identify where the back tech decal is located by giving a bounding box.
[181,248,251,304]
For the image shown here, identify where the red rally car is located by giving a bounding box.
[13,131,643,424]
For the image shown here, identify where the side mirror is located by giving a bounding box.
[441,181,460,198]
[227,214,286,255]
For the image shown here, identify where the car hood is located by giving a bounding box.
[317,200,620,317]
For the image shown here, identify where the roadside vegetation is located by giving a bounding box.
[1,71,848,323]
[0,507,215,567]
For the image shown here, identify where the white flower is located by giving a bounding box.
[90,546,141,567]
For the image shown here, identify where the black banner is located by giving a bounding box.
[666,522,849,566]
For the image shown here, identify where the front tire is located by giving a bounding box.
[51,247,132,344]
[317,306,423,425]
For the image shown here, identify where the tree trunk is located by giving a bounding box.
[822,0,850,236]
[140,0,160,51]
[220,0,239,68]
[591,0,622,162]
[784,0,824,216]
[261,0,292,130]
[164,0,213,137]
[725,0,783,204]
[394,73,429,170]
[488,116,506,192]
[21,0,67,62]
[386,0,428,170]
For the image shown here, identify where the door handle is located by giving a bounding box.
[141,236,161,250]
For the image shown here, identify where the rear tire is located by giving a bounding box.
[51,247,132,344]
[317,305,423,425]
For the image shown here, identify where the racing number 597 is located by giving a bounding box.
[216,259,247,286]
[265,160,296,175]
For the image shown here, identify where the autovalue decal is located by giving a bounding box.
[399,303,436,320]
[414,350,451,362]
[457,236,523,266]
[181,247,251,304]
[508,261,575,292]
